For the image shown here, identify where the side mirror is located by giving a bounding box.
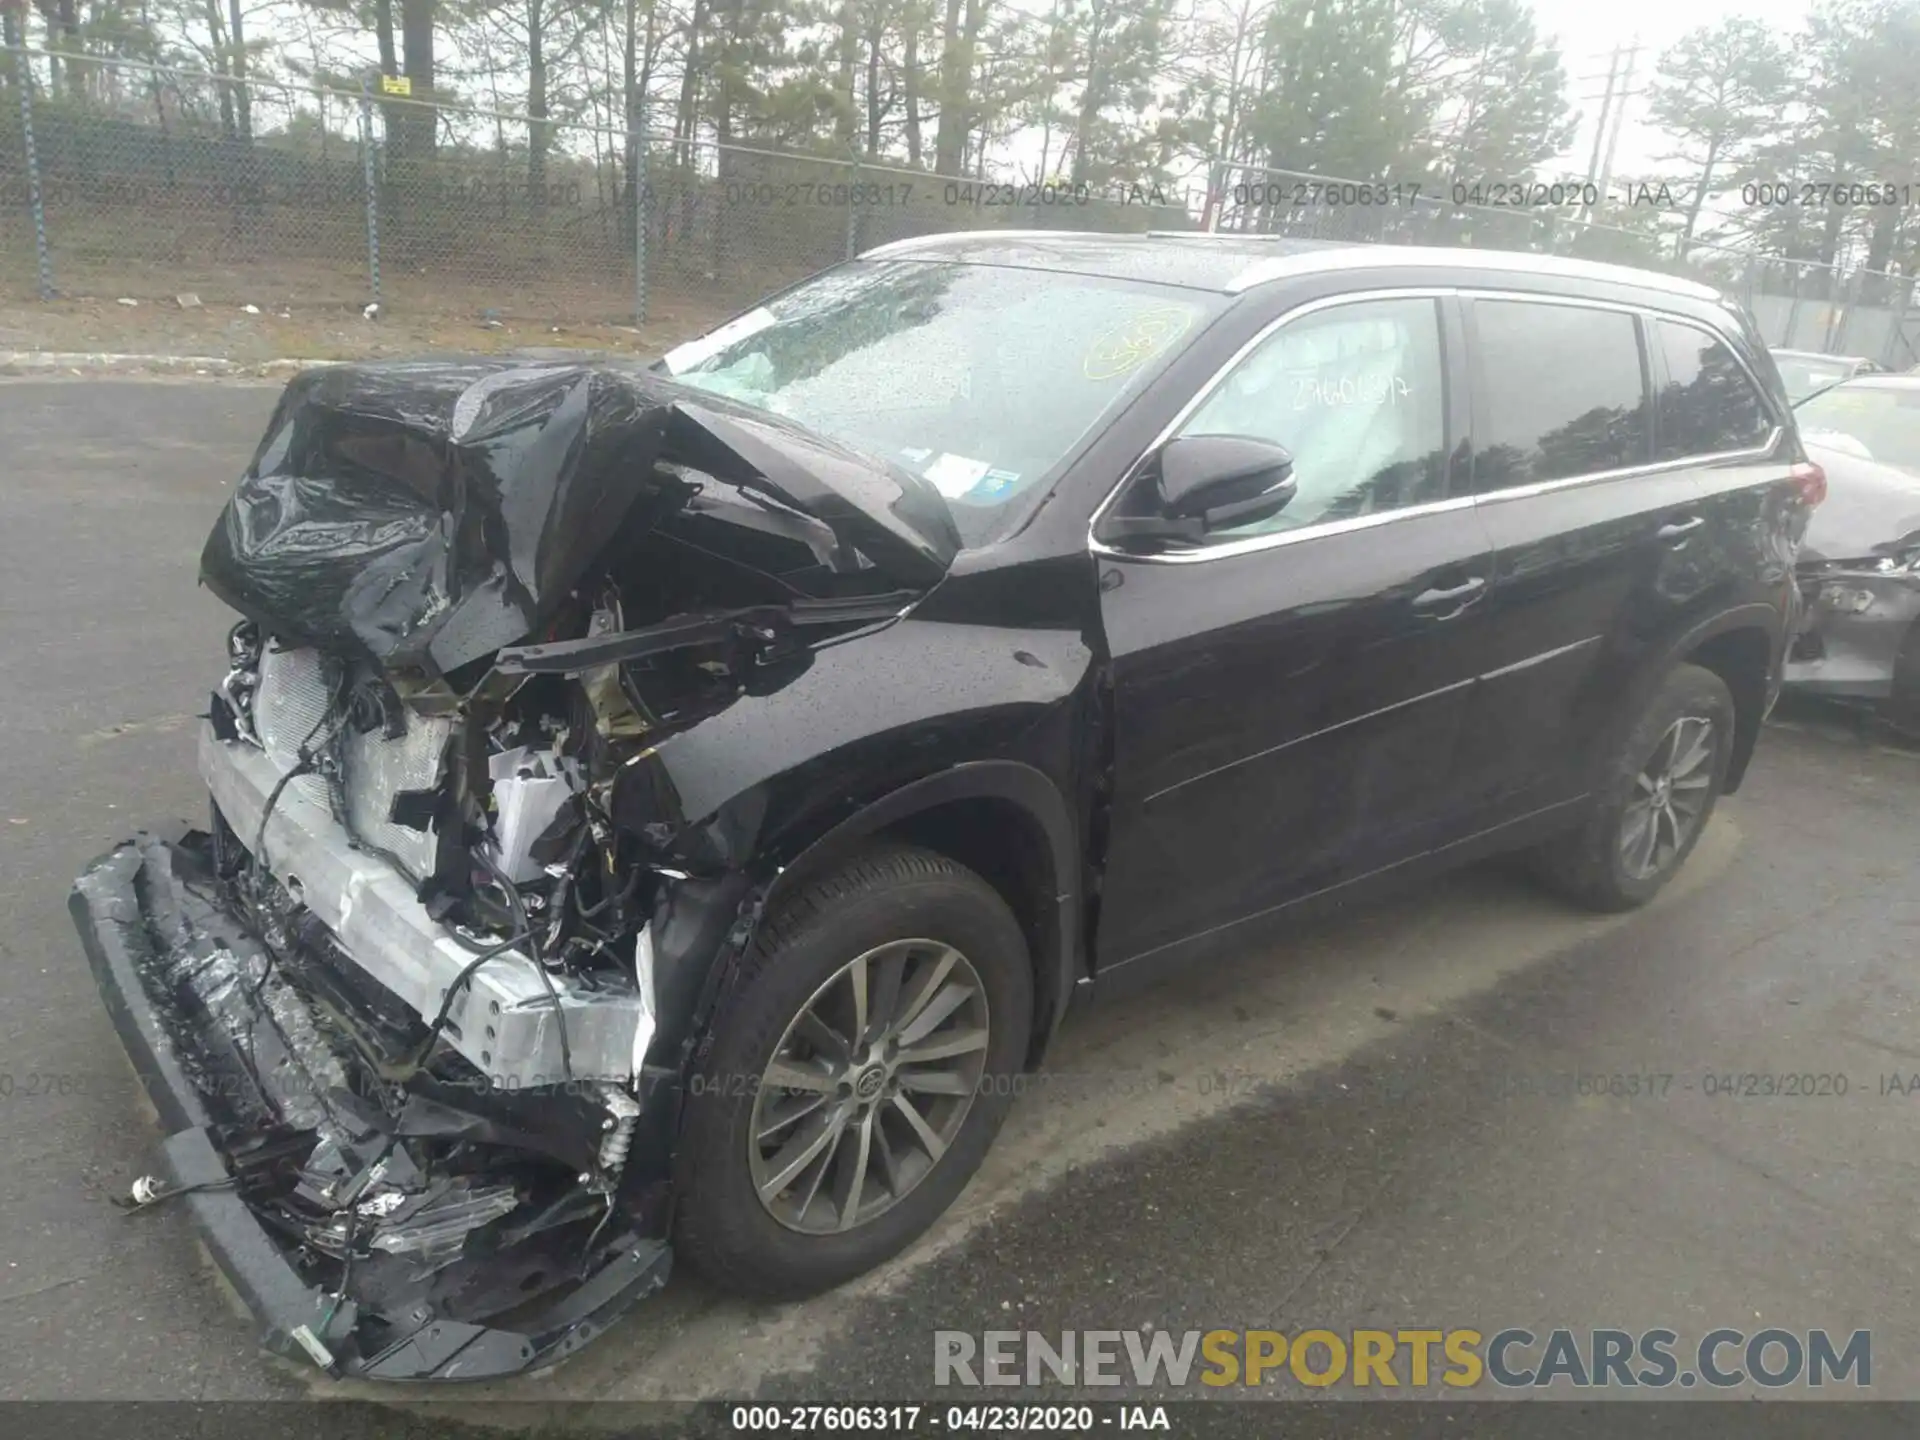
[1100,434,1298,546]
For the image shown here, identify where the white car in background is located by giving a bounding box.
[1771,348,1884,405]
[1787,374,1920,732]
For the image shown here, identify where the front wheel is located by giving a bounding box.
[1530,663,1735,912]
[673,843,1032,1299]
[1887,619,1920,739]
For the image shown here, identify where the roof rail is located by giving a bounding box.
[858,228,1092,260]
[1224,244,1721,300]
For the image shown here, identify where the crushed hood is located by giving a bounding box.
[1801,440,1920,564]
[200,359,960,683]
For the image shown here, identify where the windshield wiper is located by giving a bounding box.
[1792,378,1852,408]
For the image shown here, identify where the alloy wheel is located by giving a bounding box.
[1619,714,1717,881]
[748,939,991,1234]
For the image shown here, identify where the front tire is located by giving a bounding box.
[673,843,1032,1300]
[1888,619,1920,739]
[1531,663,1735,912]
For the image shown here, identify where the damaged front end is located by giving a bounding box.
[69,359,958,1379]
[1785,446,1920,713]
[73,828,672,1380]
[1787,545,1920,700]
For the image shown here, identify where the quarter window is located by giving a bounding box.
[1652,319,1772,459]
[1176,296,1448,537]
[1471,299,1652,491]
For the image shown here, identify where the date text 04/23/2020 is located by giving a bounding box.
[728,1406,1172,1432]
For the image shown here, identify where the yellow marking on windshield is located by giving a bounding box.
[1083,306,1194,381]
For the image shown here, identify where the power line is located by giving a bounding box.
[1582,44,1623,193]
[1577,37,1642,220]
[1596,36,1643,203]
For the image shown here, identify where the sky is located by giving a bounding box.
[1537,0,1814,182]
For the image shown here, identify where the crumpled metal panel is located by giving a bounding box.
[253,645,448,880]
[253,644,335,812]
[198,360,959,688]
[67,831,673,1382]
[341,706,450,881]
[201,724,642,1087]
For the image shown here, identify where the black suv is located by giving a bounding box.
[72,235,1815,1381]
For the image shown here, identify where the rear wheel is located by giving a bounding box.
[1530,663,1735,912]
[1888,619,1920,739]
[673,843,1031,1299]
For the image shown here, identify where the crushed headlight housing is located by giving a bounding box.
[1822,585,1881,613]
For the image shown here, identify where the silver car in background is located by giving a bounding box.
[1787,375,1920,733]
[1771,349,1884,406]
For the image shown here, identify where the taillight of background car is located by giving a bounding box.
[1790,460,1828,508]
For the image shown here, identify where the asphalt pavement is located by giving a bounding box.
[3,379,1918,1413]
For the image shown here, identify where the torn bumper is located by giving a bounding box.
[69,831,672,1381]
[200,720,647,1089]
[1784,569,1920,700]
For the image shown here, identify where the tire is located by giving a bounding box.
[672,842,1033,1300]
[1530,663,1736,913]
[1888,620,1920,740]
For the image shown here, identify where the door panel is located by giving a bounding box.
[1451,296,1770,825]
[1095,510,1497,967]
[1458,468,1723,821]
[1646,315,1801,618]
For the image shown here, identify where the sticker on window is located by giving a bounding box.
[1293,373,1411,409]
[1083,306,1195,381]
[661,307,778,374]
[966,469,1022,500]
[923,453,993,497]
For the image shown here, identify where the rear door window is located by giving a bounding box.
[1469,299,1652,491]
[1652,320,1773,460]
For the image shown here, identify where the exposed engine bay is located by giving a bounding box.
[70,359,958,1379]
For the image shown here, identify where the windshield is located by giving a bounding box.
[1794,382,1920,473]
[1774,354,1858,404]
[658,259,1222,546]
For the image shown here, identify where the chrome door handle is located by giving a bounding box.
[1412,576,1487,611]
[1656,515,1706,542]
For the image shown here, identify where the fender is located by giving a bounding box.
[1613,601,1784,795]
[769,760,1084,1067]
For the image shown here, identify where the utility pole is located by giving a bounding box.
[1575,40,1643,225]
[1583,46,1622,194]
[1595,37,1642,205]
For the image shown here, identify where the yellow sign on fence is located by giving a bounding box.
[379,74,411,95]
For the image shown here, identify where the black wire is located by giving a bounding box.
[398,927,535,1074]
[251,762,308,874]
[253,659,350,872]
[475,847,576,1085]
[316,1133,396,1337]
[112,1175,240,1212]
[242,664,351,1111]
[579,1193,616,1279]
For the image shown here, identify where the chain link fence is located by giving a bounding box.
[0,46,1188,339]
[3,45,1916,369]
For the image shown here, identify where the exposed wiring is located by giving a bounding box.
[579,1193,616,1279]
[398,927,535,1075]
[253,658,350,873]
[314,1135,397,1340]
[242,661,352,1116]
[475,847,576,1085]
[113,1173,240,1212]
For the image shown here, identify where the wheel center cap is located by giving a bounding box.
[853,1065,887,1101]
[1654,775,1673,806]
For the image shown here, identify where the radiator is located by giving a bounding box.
[253,645,451,881]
